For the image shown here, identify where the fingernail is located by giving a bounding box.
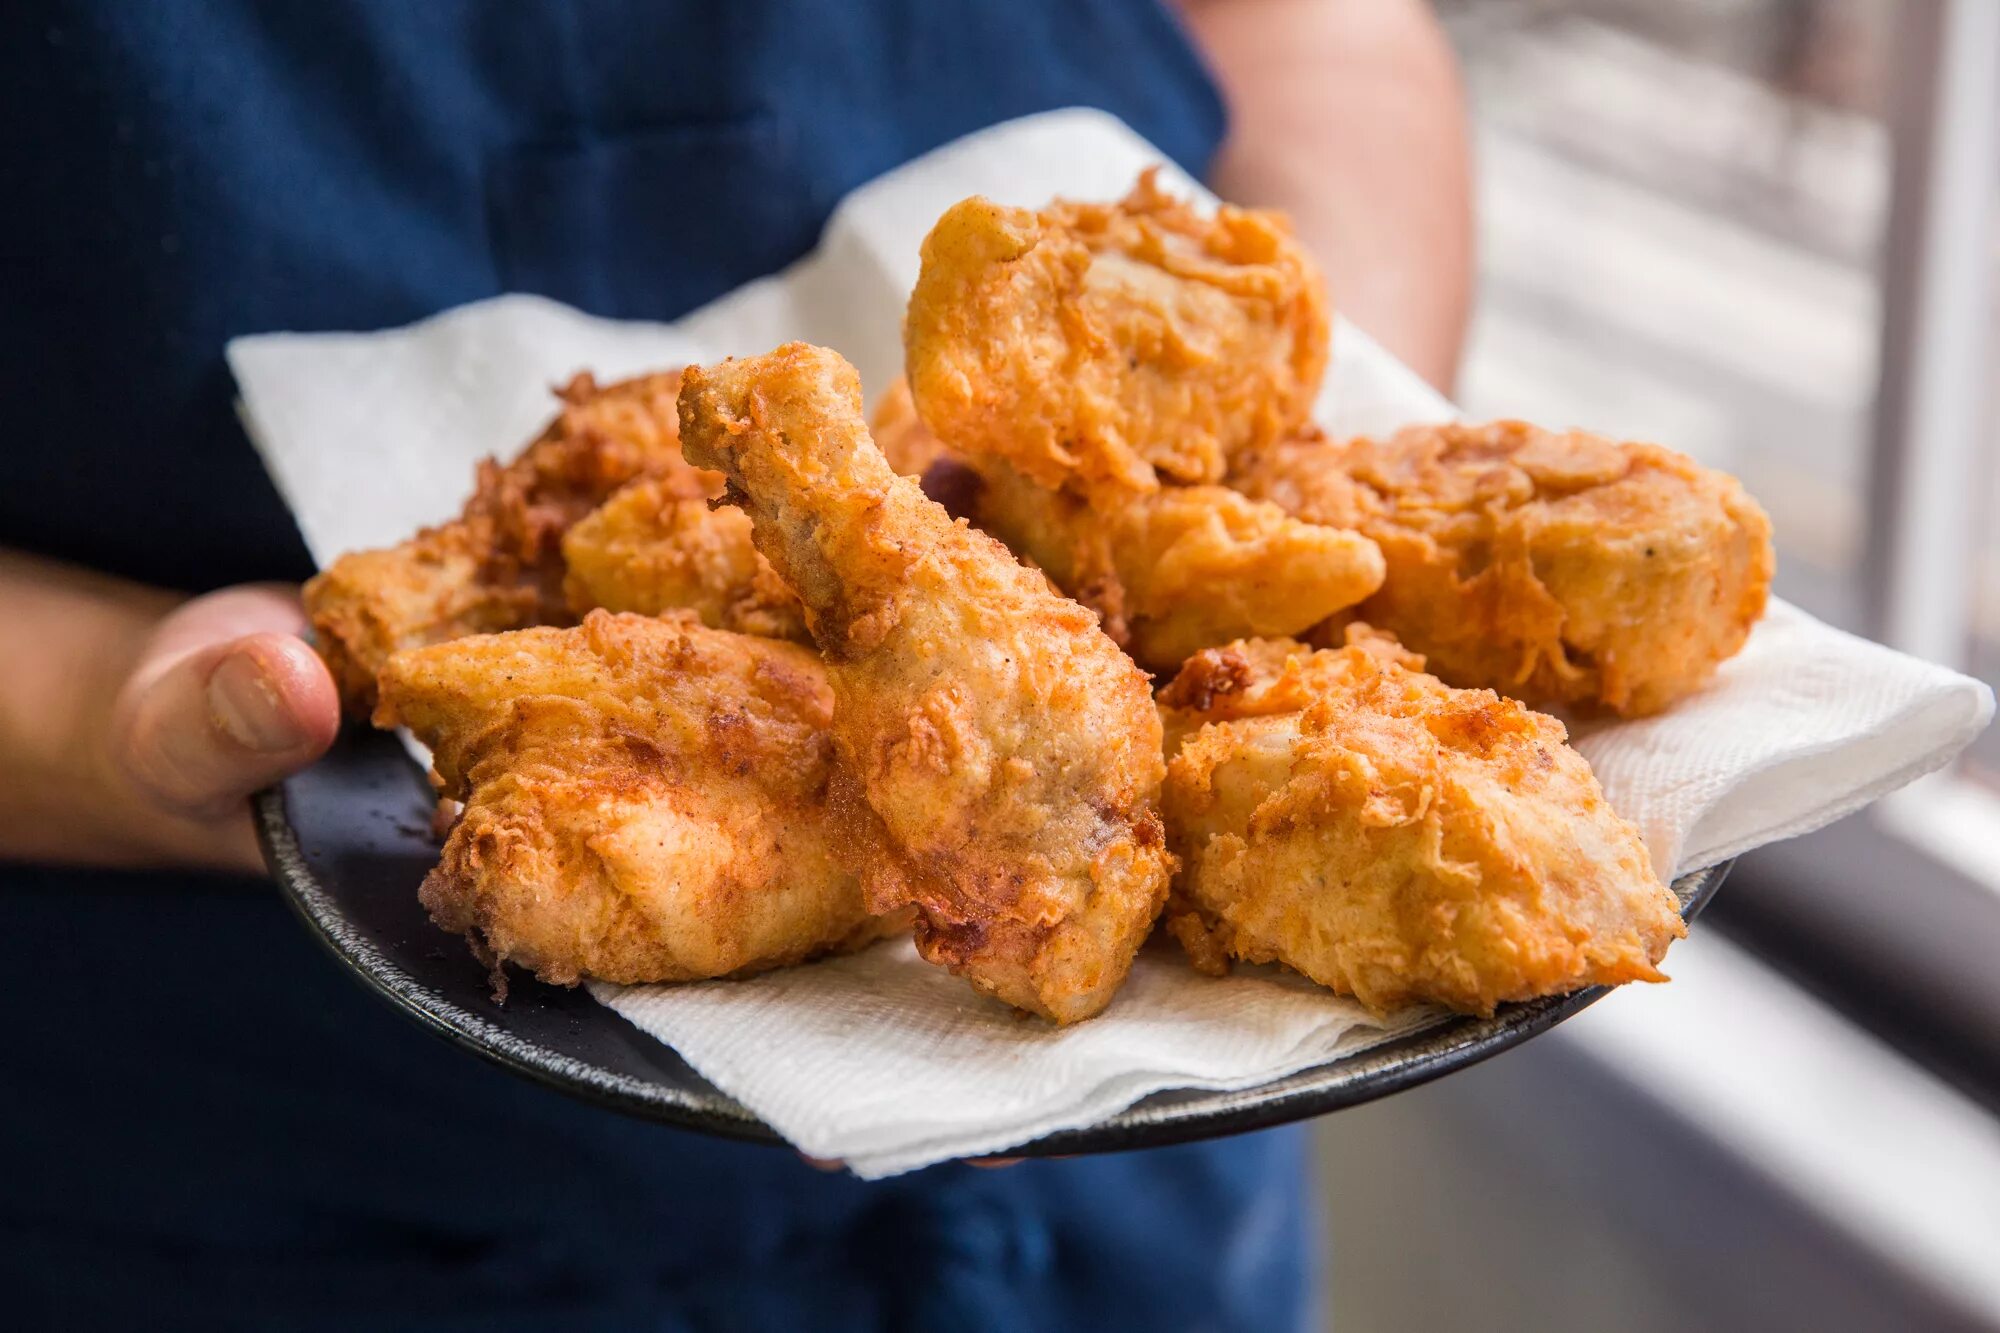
[208,650,298,752]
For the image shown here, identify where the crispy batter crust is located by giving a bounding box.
[375,610,900,987]
[1157,625,1422,757]
[305,371,692,712]
[1232,421,1774,716]
[1159,636,1684,1014]
[561,475,807,641]
[870,375,958,480]
[680,343,1173,1024]
[905,169,1330,500]
[870,379,1383,672]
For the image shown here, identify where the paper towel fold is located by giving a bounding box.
[230,109,1992,1178]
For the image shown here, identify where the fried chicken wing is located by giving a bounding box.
[306,371,693,712]
[374,610,898,987]
[1159,635,1684,1014]
[678,343,1173,1023]
[869,378,1384,672]
[560,475,807,641]
[904,169,1329,499]
[1231,421,1774,716]
[974,460,1384,672]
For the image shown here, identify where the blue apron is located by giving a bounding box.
[0,4,1314,1328]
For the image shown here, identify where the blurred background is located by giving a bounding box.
[1314,1,2000,1328]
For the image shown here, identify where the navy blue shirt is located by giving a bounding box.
[1,4,1314,1329]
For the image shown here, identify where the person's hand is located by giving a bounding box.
[101,584,340,873]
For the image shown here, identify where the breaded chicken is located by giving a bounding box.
[306,371,693,712]
[561,475,807,641]
[374,610,899,987]
[871,375,958,479]
[1156,622,1424,757]
[869,378,1384,672]
[1159,636,1684,1015]
[904,169,1329,500]
[679,343,1173,1024]
[1231,421,1774,716]
[974,460,1384,673]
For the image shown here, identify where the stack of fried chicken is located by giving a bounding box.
[307,170,1773,1024]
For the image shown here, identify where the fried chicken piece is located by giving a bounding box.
[1156,622,1423,757]
[1158,636,1684,1015]
[871,375,958,479]
[679,343,1173,1024]
[306,371,693,712]
[374,610,899,987]
[904,169,1329,500]
[869,378,1384,672]
[560,476,808,641]
[1231,421,1775,716]
[972,459,1384,673]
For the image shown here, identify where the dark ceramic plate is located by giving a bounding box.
[258,727,1728,1156]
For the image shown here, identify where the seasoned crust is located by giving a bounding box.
[560,475,807,641]
[872,376,1383,672]
[305,371,691,712]
[905,169,1330,501]
[1232,421,1774,716]
[1159,636,1684,1014]
[1157,624,1422,757]
[680,343,1174,1023]
[375,610,900,987]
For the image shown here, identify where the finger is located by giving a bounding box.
[799,1154,845,1172]
[111,609,339,819]
[968,1156,1024,1169]
[142,583,310,657]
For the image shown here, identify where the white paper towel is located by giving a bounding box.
[230,109,1992,1178]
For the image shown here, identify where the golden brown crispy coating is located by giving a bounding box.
[374,610,899,987]
[1159,637,1684,1015]
[1231,421,1775,717]
[1156,624,1422,757]
[904,169,1329,499]
[679,343,1173,1024]
[869,378,1384,672]
[973,460,1384,673]
[561,476,807,641]
[871,375,959,479]
[305,371,692,712]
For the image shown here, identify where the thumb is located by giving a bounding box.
[109,587,341,819]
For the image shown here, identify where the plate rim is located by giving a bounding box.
[257,777,1729,1156]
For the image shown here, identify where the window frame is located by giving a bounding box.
[1865,0,2000,892]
